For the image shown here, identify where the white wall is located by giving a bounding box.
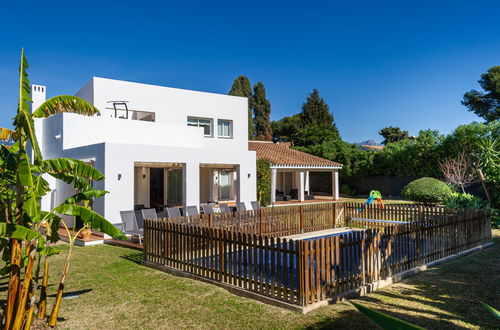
[76,77,249,151]
[61,113,205,150]
[102,143,256,225]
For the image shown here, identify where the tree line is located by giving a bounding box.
[229,66,499,205]
[229,66,499,176]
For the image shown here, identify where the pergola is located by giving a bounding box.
[248,141,343,204]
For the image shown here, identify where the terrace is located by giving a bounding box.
[140,202,492,312]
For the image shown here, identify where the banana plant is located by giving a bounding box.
[0,49,125,330]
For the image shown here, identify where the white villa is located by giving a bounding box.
[31,77,341,230]
[33,77,256,227]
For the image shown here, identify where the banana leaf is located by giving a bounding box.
[0,223,45,247]
[480,301,500,320]
[0,127,16,142]
[54,204,125,240]
[63,189,108,205]
[32,95,101,118]
[40,158,104,181]
[351,302,424,330]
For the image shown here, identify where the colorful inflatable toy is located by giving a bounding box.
[358,190,384,211]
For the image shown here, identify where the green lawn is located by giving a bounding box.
[3,231,498,329]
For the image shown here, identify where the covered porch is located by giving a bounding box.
[271,166,340,204]
[199,164,239,204]
[248,141,343,206]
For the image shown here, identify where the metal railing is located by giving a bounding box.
[105,107,155,122]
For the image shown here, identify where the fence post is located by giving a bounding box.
[298,240,306,306]
[208,214,212,228]
[300,205,304,233]
[258,209,263,236]
[332,203,336,228]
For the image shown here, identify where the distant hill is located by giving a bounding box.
[356,139,380,146]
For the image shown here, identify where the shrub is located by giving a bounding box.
[340,183,357,196]
[256,159,271,207]
[401,177,453,204]
[445,192,499,228]
[444,192,488,209]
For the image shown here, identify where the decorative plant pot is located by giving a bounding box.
[78,229,92,241]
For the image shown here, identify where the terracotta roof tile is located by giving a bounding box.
[248,141,342,168]
[360,144,384,150]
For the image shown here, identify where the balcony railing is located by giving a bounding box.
[105,107,155,122]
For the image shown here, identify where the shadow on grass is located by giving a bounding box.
[48,288,93,299]
[305,309,378,329]
[120,252,143,265]
[306,239,500,329]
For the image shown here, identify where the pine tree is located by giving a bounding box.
[379,126,409,145]
[229,76,255,139]
[299,89,340,138]
[462,65,500,122]
[251,82,273,141]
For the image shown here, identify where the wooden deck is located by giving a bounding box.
[274,196,337,206]
[105,238,143,250]
[57,228,104,246]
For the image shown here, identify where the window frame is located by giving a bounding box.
[187,116,213,137]
[217,119,233,139]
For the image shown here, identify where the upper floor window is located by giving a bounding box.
[187,117,213,137]
[217,119,233,138]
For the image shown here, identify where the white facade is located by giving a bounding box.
[33,77,257,227]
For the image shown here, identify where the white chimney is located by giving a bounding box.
[31,84,46,113]
[30,84,47,159]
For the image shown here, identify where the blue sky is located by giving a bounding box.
[0,0,498,143]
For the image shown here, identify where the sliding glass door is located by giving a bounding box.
[218,172,232,201]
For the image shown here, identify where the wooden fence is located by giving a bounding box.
[143,203,492,308]
[302,208,491,305]
[163,202,346,237]
[343,202,460,222]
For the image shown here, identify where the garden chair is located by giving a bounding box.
[201,204,215,215]
[120,210,143,244]
[185,205,199,216]
[134,211,145,229]
[166,207,182,218]
[251,201,261,210]
[141,208,157,221]
[157,210,168,219]
[236,202,246,212]
[218,203,231,213]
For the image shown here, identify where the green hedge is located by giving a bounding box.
[401,177,452,204]
[256,159,271,207]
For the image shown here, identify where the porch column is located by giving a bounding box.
[298,171,305,202]
[305,171,310,194]
[183,162,200,208]
[332,169,339,200]
[270,168,277,205]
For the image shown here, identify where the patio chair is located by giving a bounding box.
[185,205,199,216]
[157,210,168,219]
[166,207,182,218]
[134,210,145,229]
[141,208,157,221]
[120,210,143,244]
[236,202,246,212]
[251,201,261,210]
[201,204,215,215]
[218,203,231,213]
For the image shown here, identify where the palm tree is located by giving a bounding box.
[0,49,125,329]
